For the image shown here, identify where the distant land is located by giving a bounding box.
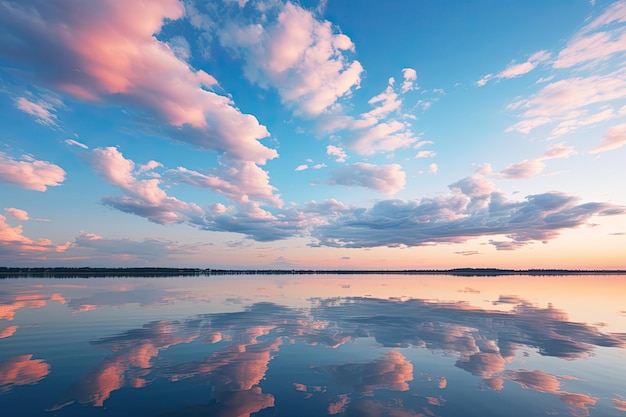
[1,267,625,278]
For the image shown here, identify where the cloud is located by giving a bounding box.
[218,1,363,116]
[0,152,65,191]
[295,164,308,171]
[506,5,626,134]
[499,159,546,180]
[14,97,58,126]
[589,123,626,153]
[64,139,89,149]
[498,143,576,179]
[87,147,202,224]
[401,68,418,93]
[0,0,276,164]
[477,50,551,86]
[416,150,436,158]
[319,72,423,155]
[550,108,619,138]
[449,175,495,198]
[554,5,626,69]
[326,163,406,194]
[311,186,625,249]
[168,158,282,208]
[0,214,57,257]
[4,208,29,221]
[327,145,348,163]
[507,72,626,132]
[428,163,438,174]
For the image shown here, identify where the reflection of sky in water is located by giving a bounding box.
[0,275,625,416]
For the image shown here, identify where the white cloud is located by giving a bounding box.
[326,163,406,194]
[168,158,282,208]
[416,150,436,159]
[401,68,418,93]
[14,97,58,126]
[65,139,88,149]
[428,163,438,174]
[218,1,363,116]
[327,145,347,163]
[295,164,308,171]
[0,153,65,192]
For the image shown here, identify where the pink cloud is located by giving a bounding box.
[506,5,626,134]
[589,123,626,153]
[554,30,626,69]
[0,214,56,256]
[4,208,29,221]
[88,147,202,224]
[0,152,65,191]
[0,0,276,164]
[499,159,546,179]
[477,50,551,86]
[554,1,626,69]
[507,72,626,133]
[219,1,363,116]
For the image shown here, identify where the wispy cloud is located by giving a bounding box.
[498,143,576,179]
[14,97,58,126]
[64,139,89,149]
[589,122,626,153]
[476,50,551,86]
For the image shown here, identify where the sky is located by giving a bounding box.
[0,0,625,269]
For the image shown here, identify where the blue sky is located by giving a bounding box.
[1,0,625,268]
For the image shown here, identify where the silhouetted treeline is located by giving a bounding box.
[0,266,625,278]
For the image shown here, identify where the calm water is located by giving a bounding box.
[1,274,625,417]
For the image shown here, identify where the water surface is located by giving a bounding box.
[1,274,625,416]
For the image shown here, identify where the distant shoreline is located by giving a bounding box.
[1,267,625,278]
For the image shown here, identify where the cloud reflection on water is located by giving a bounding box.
[39,292,626,415]
[0,355,50,393]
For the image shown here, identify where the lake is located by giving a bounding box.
[1,274,625,416]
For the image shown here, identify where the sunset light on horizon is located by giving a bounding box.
[1,0,626,269]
